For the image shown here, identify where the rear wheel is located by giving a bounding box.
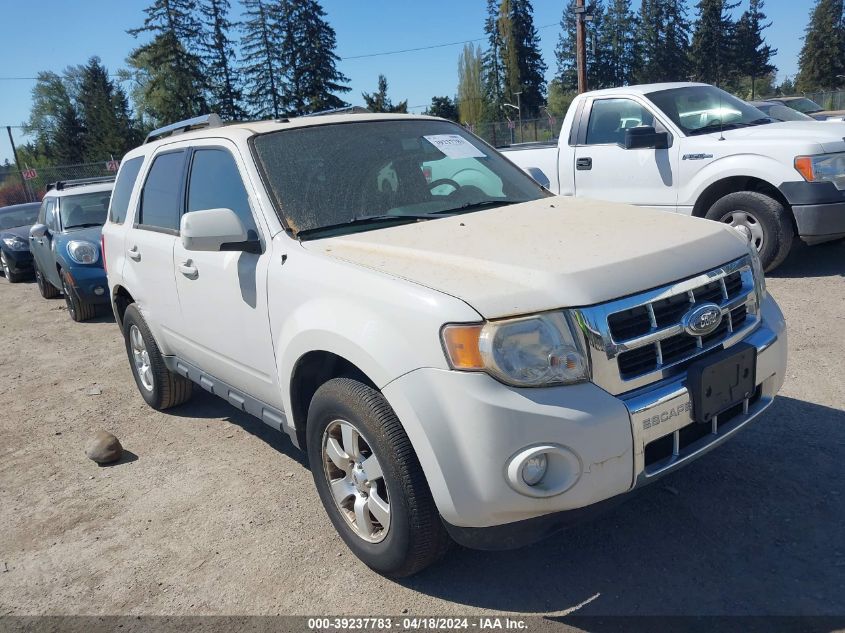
[61,271,96,322]
[0,252,25,283]
[122,303,193,410]
[705,191,794,271]
[307,378,450,577]
[35,266,60,298]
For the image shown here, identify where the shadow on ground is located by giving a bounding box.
[769,240,844,279]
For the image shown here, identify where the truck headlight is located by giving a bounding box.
[67,240,99,264]
[441,312,589,387]
[746,241,767,301]
[2,236,28,251]
[794,152,845,190]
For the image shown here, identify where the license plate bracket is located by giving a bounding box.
[688,343,757,424]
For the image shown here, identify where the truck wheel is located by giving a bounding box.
[35,266,60,298]
[122,303,193,410]
[306,378,450,577]
[705,191,794,272]
[0,252,25,283]
[61,272,96,322]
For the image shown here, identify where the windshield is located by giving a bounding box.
[755,103,814,122]
[60,191,110,229]
[781,98,823,114]
[252,119,548,238]
[646,85,772,136]
[0,203,39,229]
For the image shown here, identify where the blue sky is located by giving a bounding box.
[0,0,809,163]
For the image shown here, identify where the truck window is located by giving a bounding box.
[186,149,258,238]
[585,99,654,145]
[110,157,144,224]
[139,151,185,232]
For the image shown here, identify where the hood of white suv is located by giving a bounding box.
[304,198,748,318]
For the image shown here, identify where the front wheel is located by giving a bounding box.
[307,378,450,577]
[61,271,96,322]
[705,191,794,271]
[35,266,60,298]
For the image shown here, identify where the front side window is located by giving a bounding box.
[60,192,111,230]
[252,119,547,238]
[647,86,772,136]
[110,156,144,224]
[139,151,185,231]
[45,200,59,231]
[187,149,258,238]
[585,98,655,145]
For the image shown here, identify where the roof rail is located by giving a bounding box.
[144,113,223,144]
[47,175,116,192]
[303,106,371,117]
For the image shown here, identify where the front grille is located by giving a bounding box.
[572,257,761,396]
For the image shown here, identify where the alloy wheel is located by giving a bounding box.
[129,324,154,392]
[322,419,390,543]
[0,253,10,279]
[719,210,765,252]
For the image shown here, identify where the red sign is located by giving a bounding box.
[106,160,120,172]
[22,168,37,180]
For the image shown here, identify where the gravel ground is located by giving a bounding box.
[0,241,843,617]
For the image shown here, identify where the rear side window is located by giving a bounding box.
[187,149,258,237]
[110,157,144,224]
[139,151,185,231]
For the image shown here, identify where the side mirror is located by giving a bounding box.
[525,167,551,189]
[30,223,48,239]
[180,208,253,252]
[623,126,670,150]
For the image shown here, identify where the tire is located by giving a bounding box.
[705,191,794,272]
[122,303,193,410]
[306,378,450,577]
[61,271,97,322]
[35,265,60,298]
[0,251,25,283]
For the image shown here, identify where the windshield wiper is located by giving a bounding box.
[296,214,434,238]
[430,199,528,215]
[64,223,104,229]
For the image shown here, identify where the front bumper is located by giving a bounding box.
[2,248,34,273]
[383,295,787,549]
[792,202,845,244]
[65,266,110,304]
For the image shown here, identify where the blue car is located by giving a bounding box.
[0,202,41,282]
[30,177,114,321]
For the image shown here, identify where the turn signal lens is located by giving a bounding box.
[441,324,484,370]
[794,156,814,182]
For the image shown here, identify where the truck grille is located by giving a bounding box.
[572,257,760,395]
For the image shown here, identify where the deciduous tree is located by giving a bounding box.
[457,43,485,125]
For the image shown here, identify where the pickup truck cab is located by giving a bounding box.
[503,82,845,270]
[102,113,787,577]
[30,178,114,321]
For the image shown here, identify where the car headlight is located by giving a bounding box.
[794,152,845,190]
[441,312,589,387]
[2,236,28,251]
[67,240,99,264]
[746,241,767,301]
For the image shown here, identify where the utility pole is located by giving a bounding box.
[515,91,523,143]
[574,0,588,94]
[6,126,32,203]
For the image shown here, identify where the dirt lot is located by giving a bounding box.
[0,241,843,617]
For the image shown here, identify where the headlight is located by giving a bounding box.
[794,152,845,190]
[2,236,28,251]
[67,240,99,264]
[441,312,589,387]
[746,241,767,301]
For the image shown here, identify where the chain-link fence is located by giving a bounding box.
[0,160,118,206]
[467,117,565,148]
[799,90,845,112]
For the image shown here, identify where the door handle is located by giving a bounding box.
[576,157,592,170]
[179,261,198,278]
[127,246,141,261]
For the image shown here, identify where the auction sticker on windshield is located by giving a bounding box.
[423,134,486,159]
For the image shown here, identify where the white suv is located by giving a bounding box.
[102,113,788,576]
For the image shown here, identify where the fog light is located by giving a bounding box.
[521,453,548,486]
[94,286,105,296]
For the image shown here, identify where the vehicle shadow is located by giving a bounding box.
[400,396,845,616]
[768,240,844,278]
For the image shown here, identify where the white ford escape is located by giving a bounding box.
[102,113,787,576]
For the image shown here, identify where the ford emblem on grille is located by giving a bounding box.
[682,303,723,337]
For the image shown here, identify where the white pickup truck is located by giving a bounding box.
[503,82,845,270]
[102,112,786,577]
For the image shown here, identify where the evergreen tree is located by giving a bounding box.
[797,0,845,91]
[240,0,285,118]
[128,0,207,121]
[635,0,691,83]
[425,96,459,122]
[498,0,547,116]
[555,1,612,90]
[689,0,740,87]
[362,75,407,113]
[599,0,638,87]
[277,0,351,116]
[78,57,134,161]
[198,0,246,120]
[52,104,86,165]
[734,0,777,99]
[482,0,504,119]
[457,43,485,125]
